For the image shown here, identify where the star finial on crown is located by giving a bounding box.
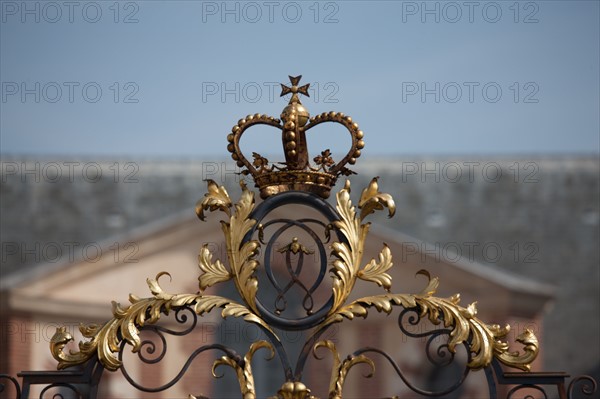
[280,75,310,104]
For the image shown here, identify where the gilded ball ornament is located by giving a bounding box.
[286,141,297,150]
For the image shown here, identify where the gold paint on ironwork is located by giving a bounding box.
[491,325,539,371]
[316,180,538,374]
[212,340,274,399]
[327,178,396,312]
[51,270,273,371]
[358,177,396,221]
[270,381,315,399]
[50,75,540,397]
[50,326,90,367]
[278,237,314,255]
[196,179,232,221]
[201,180,262,313]
[51,181,273,371]
[50,177,540,395]
[313,340,375,399]
[226,75,365,199]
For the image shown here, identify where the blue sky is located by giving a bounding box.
[1,0,599,157]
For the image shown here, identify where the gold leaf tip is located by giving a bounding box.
[343,179,351,191]
[415,269,431,281]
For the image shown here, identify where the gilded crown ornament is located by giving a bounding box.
[226,75,365,199]
[38,74,598,399]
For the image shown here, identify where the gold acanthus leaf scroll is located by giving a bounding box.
[198,244,231,290]
[314,340,374,399]
[52,181,271,371]
[358,176,396,221]
[51,176,539,394]
[324,180,539,372]
[196,180,260,312]
[212,340,274,399]
[51,272,273,371]
[195,179,232,221]
[329,178,398,311]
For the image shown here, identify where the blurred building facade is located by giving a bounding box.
[1,207,554,397]
[1,156,599,395]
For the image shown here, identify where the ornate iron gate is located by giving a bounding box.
[1,76,597,399]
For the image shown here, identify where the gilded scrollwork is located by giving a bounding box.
[356,244,393,291]
[50,178,538,399]
[328,178,399,311]
[52,180,271,371]
[195,179,267,314]
[50,174,540,396]
[358,176,396,221]
[323,180,539,374]
[212,341,275,399]
[39,74,590,398]
[270,381,315,399]
[492,325,539,371]
[213,180,261,313]
[313,340,375,399]
[195,179,232,221]
[51,271,272,371]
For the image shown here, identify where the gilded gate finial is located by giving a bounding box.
[47,75,550,399]
[226,75,365,199]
